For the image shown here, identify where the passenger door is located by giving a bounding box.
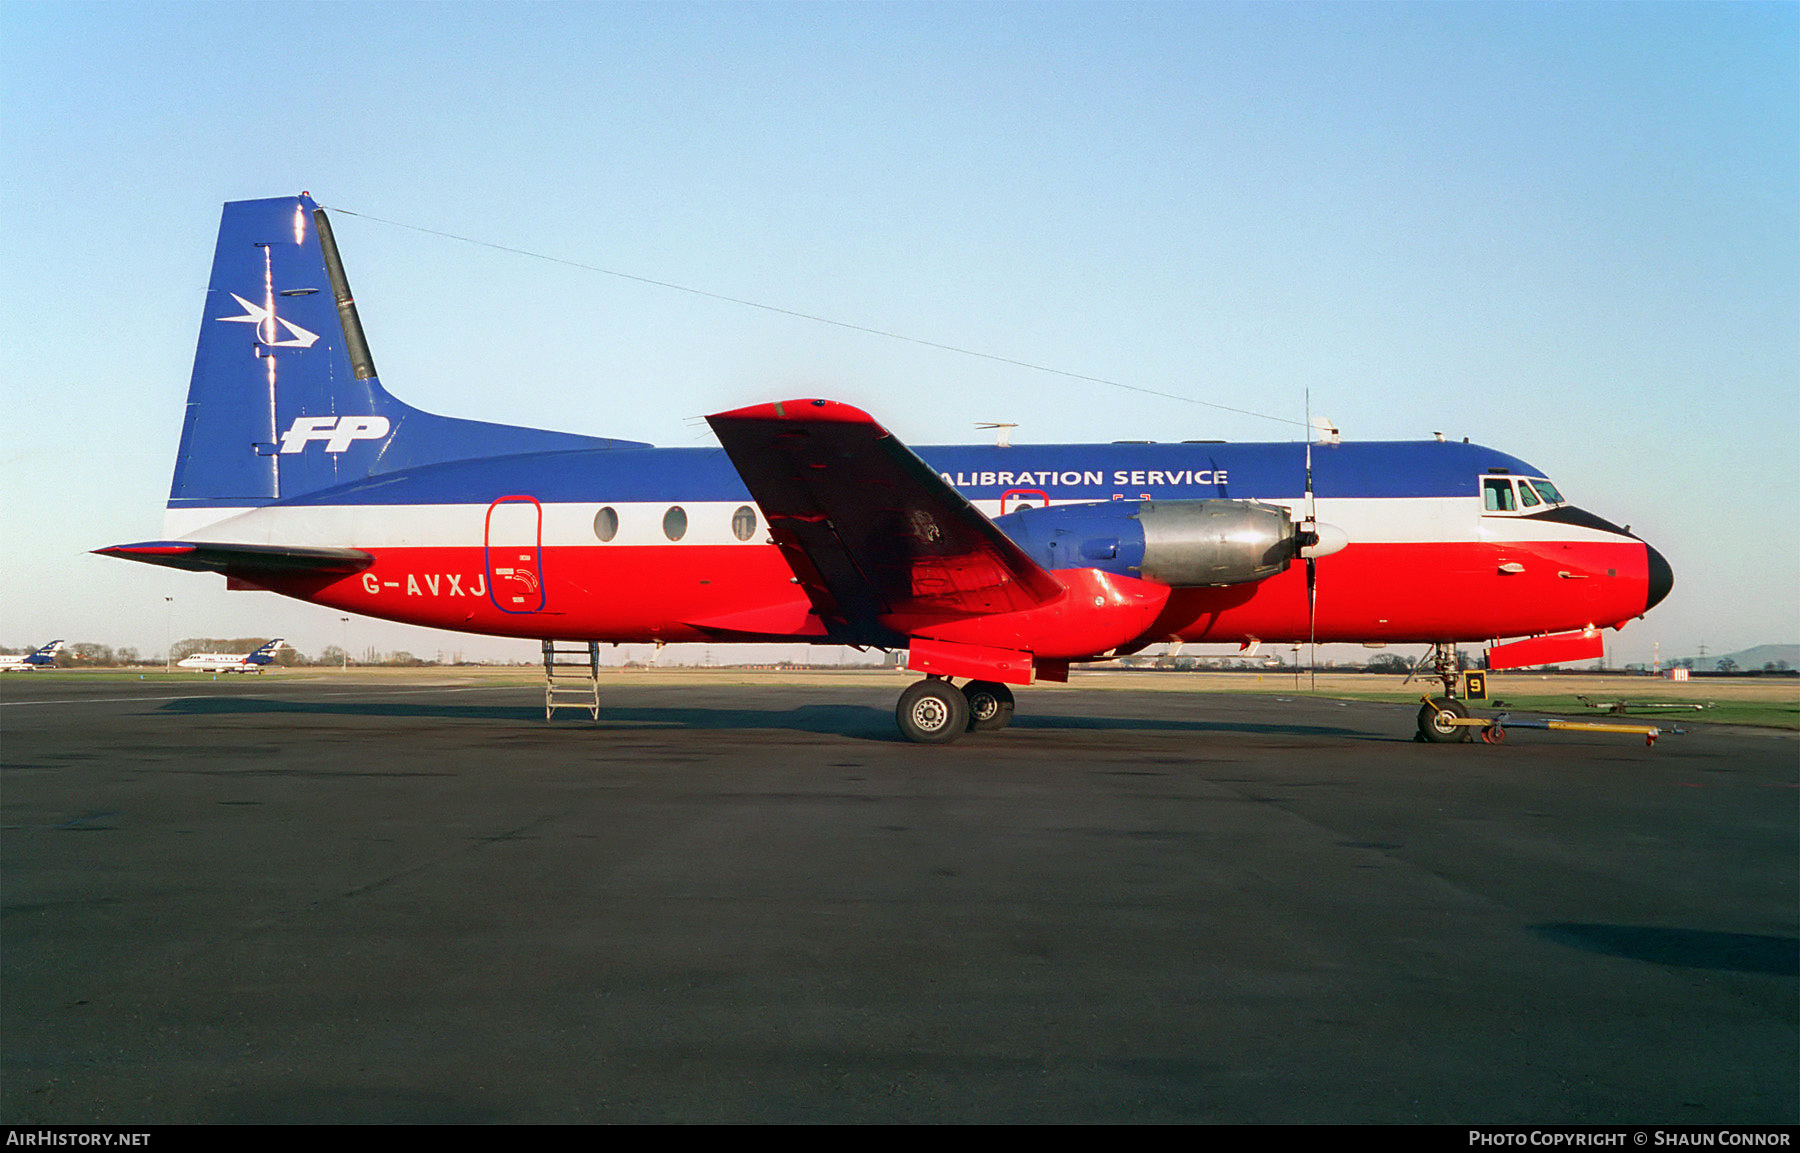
[484,495,545,613]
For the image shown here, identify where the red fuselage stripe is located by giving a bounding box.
[269,539,1653,647]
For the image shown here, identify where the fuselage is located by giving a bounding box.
[164,438,1668,654]
[175,640,281,671]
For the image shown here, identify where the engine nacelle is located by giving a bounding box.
[993,498,1312,588]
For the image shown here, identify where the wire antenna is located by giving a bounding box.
[324,204,1310,431]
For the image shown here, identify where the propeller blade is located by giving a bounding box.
[1307,554,1318,691]
[1304,391,1318,690]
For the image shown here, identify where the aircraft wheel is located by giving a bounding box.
[896,679,969,744]
[1417,697,1471,743]
[963,680,1015,732]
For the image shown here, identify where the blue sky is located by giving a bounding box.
[2,1,1794,665]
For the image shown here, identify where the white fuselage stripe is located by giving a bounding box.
[165,496,1630,550]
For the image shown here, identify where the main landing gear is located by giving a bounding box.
[895,677,1017,744]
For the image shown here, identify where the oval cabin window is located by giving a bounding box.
[593,506,619,542]
[732,505,757,542]
[662,506,688,541]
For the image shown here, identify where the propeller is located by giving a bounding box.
[1299,397,1340,692]
[1303,395,1317,687]
[1304,395,1318,691]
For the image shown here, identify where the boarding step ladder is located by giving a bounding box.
[542,639,602,722]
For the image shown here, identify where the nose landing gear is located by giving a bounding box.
[1417,695,1472,743]
[1414,641,1474,743]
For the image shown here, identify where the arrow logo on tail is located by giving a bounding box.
[217,293,320,348]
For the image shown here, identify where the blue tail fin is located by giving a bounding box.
[168,194,644,516]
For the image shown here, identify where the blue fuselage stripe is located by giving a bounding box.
[169,440,1544,511]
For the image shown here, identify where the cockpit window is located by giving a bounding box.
[1484,475,1567,515]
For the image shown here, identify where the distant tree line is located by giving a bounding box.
[0,639,437,668]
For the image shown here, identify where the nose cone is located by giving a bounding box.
[1645,544,1673,613]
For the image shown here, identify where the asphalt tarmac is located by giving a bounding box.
[3,673,1795,1124]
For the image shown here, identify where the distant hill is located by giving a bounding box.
[1683,644,1798,673]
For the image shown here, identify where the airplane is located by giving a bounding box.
[98,194,1672,743]
[176,639,286,674]
[0,640,65,671]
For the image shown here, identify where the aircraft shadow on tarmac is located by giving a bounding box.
[1534,923,1800,976]
[154,696,1374,743]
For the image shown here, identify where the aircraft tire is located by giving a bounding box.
[963,681,1015,732]
[897,679,970,744]
[1417,697,1472,743]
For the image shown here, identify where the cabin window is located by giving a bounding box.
[1482,477,1516,513]
[662,506,688,541]
[732,505,758,542]
[593,506,619,542]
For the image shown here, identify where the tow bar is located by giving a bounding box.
[1419,697,1685,747]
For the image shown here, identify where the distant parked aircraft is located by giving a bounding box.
[0,640,64,671]
[177,639,285,674]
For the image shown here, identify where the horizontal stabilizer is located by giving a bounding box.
[94,540,373,578]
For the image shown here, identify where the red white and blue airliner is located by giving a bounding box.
[99,195,1672,742]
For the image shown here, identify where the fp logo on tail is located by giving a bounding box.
[279,416,392,453]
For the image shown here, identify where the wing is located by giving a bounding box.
[706,400,1066,643]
